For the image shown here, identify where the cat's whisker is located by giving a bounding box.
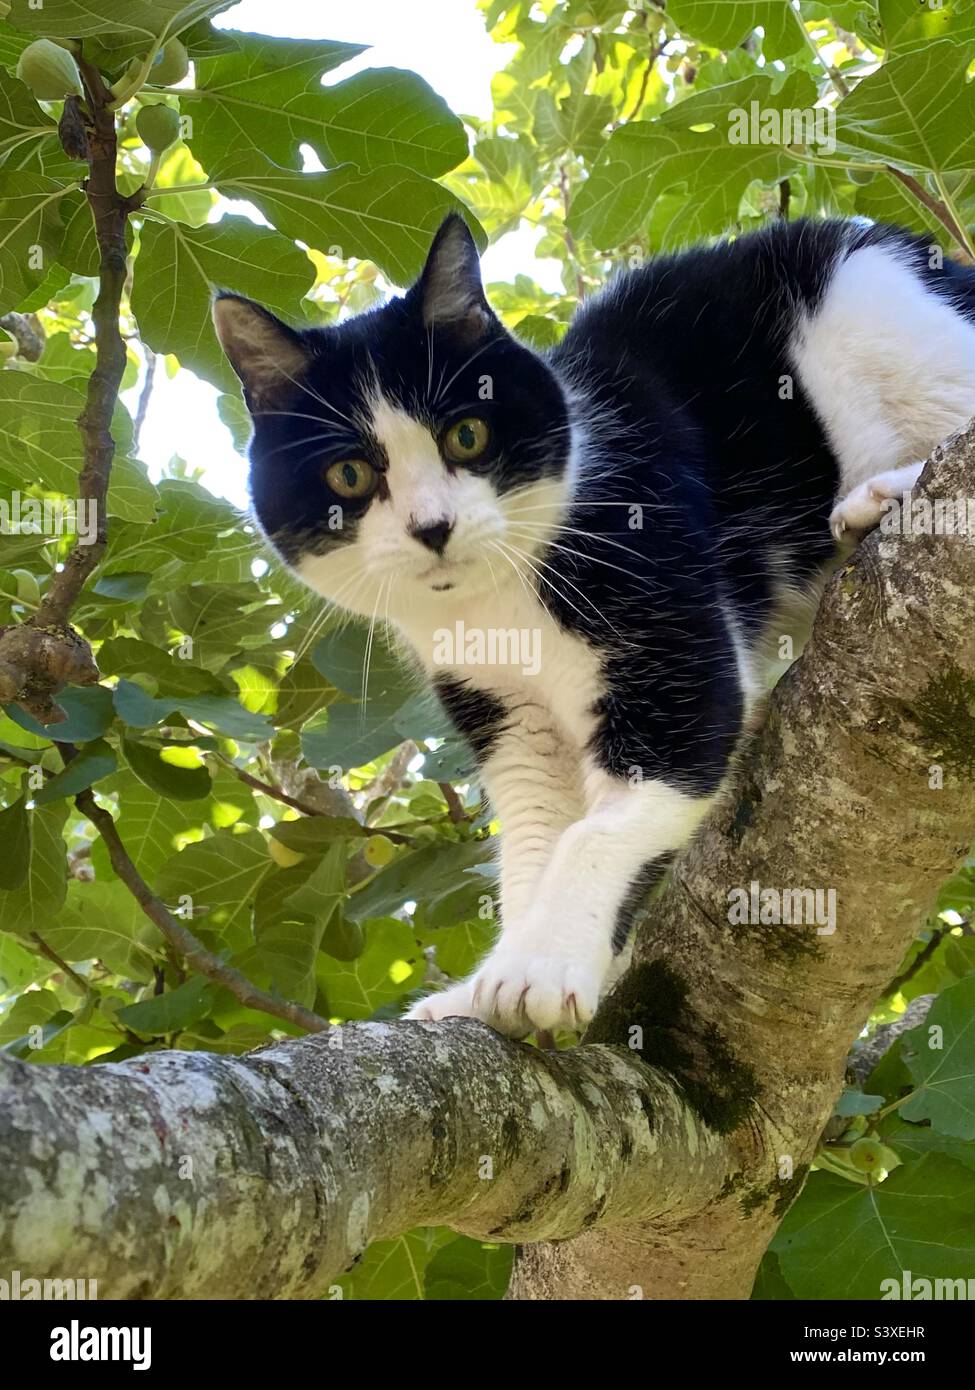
[505,521,665,583]
[489,540,536,610]
[431,336,497,408]
[495,538,613,636]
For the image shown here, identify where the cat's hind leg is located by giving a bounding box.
[791,239,975,539]
[829,462,924,540]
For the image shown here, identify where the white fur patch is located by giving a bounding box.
[791,242,975,501]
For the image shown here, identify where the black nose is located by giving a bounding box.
[410,518,453,555]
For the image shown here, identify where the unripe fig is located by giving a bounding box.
[136,102,181,154]
[16,39,84,102]
[849,167,876,186]
[151,38,189,86]
[363,835,396,867]
[848,1137,884,1173]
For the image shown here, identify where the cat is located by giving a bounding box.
[214,213,975,1037]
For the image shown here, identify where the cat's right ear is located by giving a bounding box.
[212,293,310,409]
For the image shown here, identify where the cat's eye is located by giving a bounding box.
[324,458,377,499]
[443,416,490,463]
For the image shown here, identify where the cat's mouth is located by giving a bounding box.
[417,559,465,587]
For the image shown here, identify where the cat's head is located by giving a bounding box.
[213,214,575,620]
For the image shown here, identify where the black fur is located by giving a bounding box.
[222,215,975,802]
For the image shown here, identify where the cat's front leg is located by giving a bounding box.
[467,771,713,1035]
[405,705,584,1024]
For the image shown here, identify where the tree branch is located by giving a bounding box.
[0,57,135,719]
[74,787,331,1035]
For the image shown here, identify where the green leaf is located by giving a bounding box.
[154,828,273,943]
[210,153,484,286]
[570,72,817,249]
[666,2,808,58]
[183,33,465,178]
[7,685,116,744]
[317,915,423,1018]
[253,842,346,1003]
[878,1114,975,1172]
[131,216,315,391]
[834,1088,885,1118]
[0,171,77,313]
[336,1227,456,1300]
[89,773,209,882]
[181,30,366,171]
[899,974,975,1138]
[123,737,212,801]
[835,41,975,175]
[345,839,494,925]
[117,976,216,1033]
[114,679,276,743]
[0,67,60,172]
[0,800,67,934]
[423,1237,513,1300]
[0,792,29,888]
[33,739,116,805]
[44,877,158,978]
[10,0,240,65]
[97,637,224,697]
[774,1155,975,1298]
[879,0,975,52]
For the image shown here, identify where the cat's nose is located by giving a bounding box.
[409,518,453,555]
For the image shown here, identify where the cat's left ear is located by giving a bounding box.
[212,292,311,409]
[416,214,495,341]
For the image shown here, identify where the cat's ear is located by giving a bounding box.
[212,293,310,408]
[416,214,494,340]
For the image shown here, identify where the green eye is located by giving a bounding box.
[444,416,490,463]
[324,458,377,499]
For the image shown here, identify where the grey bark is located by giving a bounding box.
[3,422,975,1300]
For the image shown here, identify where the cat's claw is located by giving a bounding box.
[404,980,479,1023]
[472,950,603,1034]
[407,948,606,1037]
[829,463,924,541]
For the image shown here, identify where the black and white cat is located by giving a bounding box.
[214,214,975,1037]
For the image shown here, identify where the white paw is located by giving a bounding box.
[830,463,924,541]
[404,979,478,1022]
[469,944,609,1036]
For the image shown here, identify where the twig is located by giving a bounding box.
[885,165,975,262]
[0,311,45,361]
[559,163,586,304]
[790,2,851,98]
[229,763,415,844]
[438,781,466,824]
[29,933,90,995]
[131,346,156,454]
[74,787,331,1034]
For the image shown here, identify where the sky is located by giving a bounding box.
[128,0,550,507]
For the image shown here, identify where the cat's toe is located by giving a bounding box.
[403,980,477,1022]
[471,950,605,1036]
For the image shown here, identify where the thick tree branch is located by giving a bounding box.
[2,422,975,1299]
[0,1021,731,1297]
